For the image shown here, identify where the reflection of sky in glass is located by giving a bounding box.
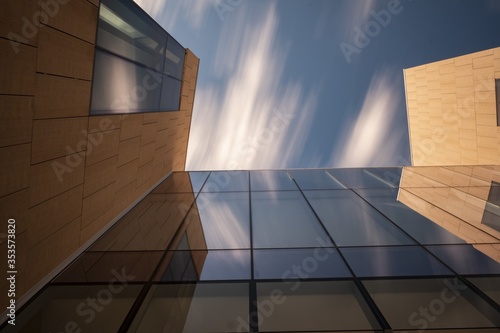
[201,171,249,192]
[188,171,209,193]
[427,245,500,275]
[290,170,345,190]
[160,250,251,281]
[254,248,351,279]
[252,191,333,248]
[327,168,401,189]
[250,170,297,191]
[199,250,250,280]
[356,189,466,245]
[304,190,413,246]
[195,192,250,249]
[341,246,452,277]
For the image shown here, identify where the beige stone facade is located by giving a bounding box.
[404,47,500,166]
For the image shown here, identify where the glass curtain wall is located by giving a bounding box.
[2,169,499,333]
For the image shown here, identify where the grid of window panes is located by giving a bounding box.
[90,0,185,115]
[3,169,499,333]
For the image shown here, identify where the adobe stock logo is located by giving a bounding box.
[213,0,243,21]
[406,278,468,332]
[340,0,406,64]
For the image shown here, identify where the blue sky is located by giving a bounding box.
[134,0,500,170]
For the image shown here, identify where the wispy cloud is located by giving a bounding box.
[340,0,378,38]
[331,69,404,167]
[186,2,318,170]
[133,0,215,31]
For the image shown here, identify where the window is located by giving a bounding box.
[363,278,500,330]
[90,0,185,115]
[304,190,414,246]
[251,191,333,248]
[257,281,380,332]
[250,170,297,191]
[356,189,466,244]
[327,167,401,188]
[192,192,251,249]
[290,169,346,190]
[253,248,350,279]
[1,285,142,333]
[341,246,452,277]
[426,244,500,275]
[131,283,249,333]
[482,181,500,232]
[158,250,251,281]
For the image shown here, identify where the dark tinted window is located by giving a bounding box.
[91,0,184,114]
[482,181,500,232]
[341,246,452,277]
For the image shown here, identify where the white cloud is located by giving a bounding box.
[340,0,378,38]
[186,2,318,170]
[331,70,403,167]
[133,0,215,31]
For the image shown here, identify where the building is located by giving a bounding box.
[1,1,499,332]
[400,47,500,261]
[0,0,198,321]
[404,47,500,166]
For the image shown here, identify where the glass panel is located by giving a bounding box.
[191,192,250,249]
[356,189,467,244]
[1,284,142,333]
[130,283,249,333]
[341,246,452,277]
[159,75,181,110]
[253,248,351,279]
[91,0,185,115]
[304,190,414,246]
[201,171,249,192]
[91,50,162,114]
[250,170,297,191]
[290,169,346,190]
[188,171,209,193]
[427,245,500,275]
[158,250,251,281]
[482,181,500,232]
[97,0,166,69]
[152,172,196,193]
[363,278,500,330]
[164,34,185,79]
[251,191,333,249]
[54,251,162,283]
[327,167,401,189]
[467,276,500,305]
[89,193,195,251]
[256,281,380,331]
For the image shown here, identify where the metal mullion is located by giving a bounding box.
[286,170,392,332]
[117,172,212,332]
[248,171,258,332]
[351,188,500,317]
